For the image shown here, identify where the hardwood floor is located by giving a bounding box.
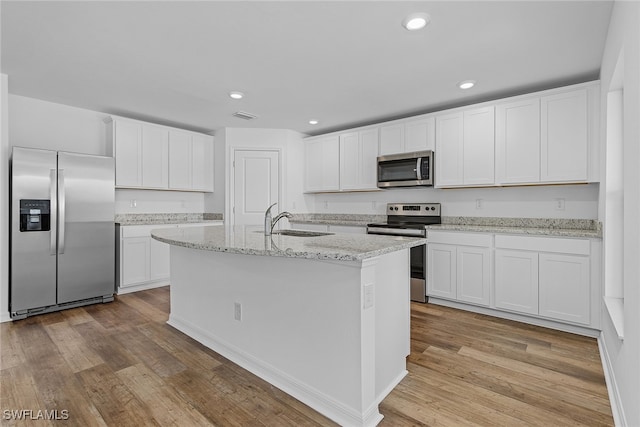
[1,287,613,426]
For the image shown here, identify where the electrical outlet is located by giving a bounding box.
[475,199,483,209]
[372,201,377,210]
[324,201,329,210]
[363,284,374,309]
[555,198,565,211]
[130,199,137,208]
[234,302,242,321]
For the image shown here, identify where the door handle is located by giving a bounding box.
[416,158,422,180]
[49,169,57,255]
[58,169,65,254]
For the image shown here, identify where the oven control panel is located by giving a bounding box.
[387,203,441,216]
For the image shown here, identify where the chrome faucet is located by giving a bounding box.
[264,202,293,236]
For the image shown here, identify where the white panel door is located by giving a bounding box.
[494,249,538,315]
[463,107,495,185]
[540,89,588,182]
[114,119,142,187]
[539,253,590,324]
[405,117,435,152]
[435,112,463,186]
[457,246,491,306]
[121,237,149,287]
[427,243,456,299]
[168,130,192,190]
[149,238,170,281]
[495,98,540,184]
[141,124,169,189]
[233,150,280,226]
[191,133,214,192]
[379,123,404,155]
[339,132,360,190]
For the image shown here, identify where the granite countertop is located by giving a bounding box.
[151,225,425,261]
[116,213,223,226]
[425,224,601,238]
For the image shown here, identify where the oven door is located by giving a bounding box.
[377,151,433,188]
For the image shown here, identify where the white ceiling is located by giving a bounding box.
[1,1,613,136]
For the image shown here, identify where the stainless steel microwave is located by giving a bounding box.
[377,150,434,188]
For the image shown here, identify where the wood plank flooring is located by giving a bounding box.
[0,287,613,426]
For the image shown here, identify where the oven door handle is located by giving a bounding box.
[367,227,426,237]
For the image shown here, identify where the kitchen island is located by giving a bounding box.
[151,225,425,427]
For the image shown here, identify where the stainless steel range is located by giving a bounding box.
[366,203,441,302]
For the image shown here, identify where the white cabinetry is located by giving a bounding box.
[106,116,213,192]
[117,222,222,294]
[427,232,491,306]
[339,128,379,191]
[379,116,435,156]
[435,107,494,187]
[494,235,591,325]
[304,135,340,192]
[495,86,594,185]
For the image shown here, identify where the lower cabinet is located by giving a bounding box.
[428,231,598,331]
[427,232,492,307]
[117,222,222,293]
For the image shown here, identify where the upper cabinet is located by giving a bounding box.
[304,135,340,192]
[339,128,379,191]
[106,116,214,192]
[379,116,435,156]
[435,106,494,187]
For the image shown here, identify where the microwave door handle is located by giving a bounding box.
[416,158,422,180]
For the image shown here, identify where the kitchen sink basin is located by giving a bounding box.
[271,230,334,237]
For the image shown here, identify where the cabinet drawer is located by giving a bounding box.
[495,235,589,255]
[121,224,176,238]
[428,231,492,247]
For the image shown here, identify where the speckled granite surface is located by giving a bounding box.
[427,217,601,238]
[116,212,223,225]
[289,213,601,238]
[151,225,425,261]
[290,213,386,227]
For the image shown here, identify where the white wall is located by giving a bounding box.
[597,1,640,426]
[8,94,207,215]
[311,184,599,219]
[1,75,10,322]
[209,127,312,224]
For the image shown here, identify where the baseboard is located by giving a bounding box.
[168,314,382,427]
[0,311,12,323]
[598,334,627,427]
[116,280,169,295]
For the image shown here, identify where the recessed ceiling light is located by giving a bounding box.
[402,13,430,31]
[229,91,244,100]
[458,80,476,90]
[309,120,319,125]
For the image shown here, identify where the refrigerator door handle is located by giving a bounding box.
[58,169,65,254]
[49,169,57,255]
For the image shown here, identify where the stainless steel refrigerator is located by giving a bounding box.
[10,147,115,319]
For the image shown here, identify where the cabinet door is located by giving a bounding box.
[192,133,214,192]
[379,123,404,155]
[121,237,150,287]
[463,107,495,185]
[149,238,170,281]
[427,243,457,299]
[339,132,360,190]
[539,253,590,324]
[494,249,538,315]
[405,117,435,152]
[141,124,169,189]
[321,136,340,191]
[495,98,540,184]
[359,128,379,190]
[435,112,464,186]
[169,130,192,190]
[457,246,491,306]
[114,120,142,187]
[540,89,588,182]
[304,138,324,192]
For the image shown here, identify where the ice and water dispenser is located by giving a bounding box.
[19,199,51,232]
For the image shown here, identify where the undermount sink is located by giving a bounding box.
[271,229,334,237]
